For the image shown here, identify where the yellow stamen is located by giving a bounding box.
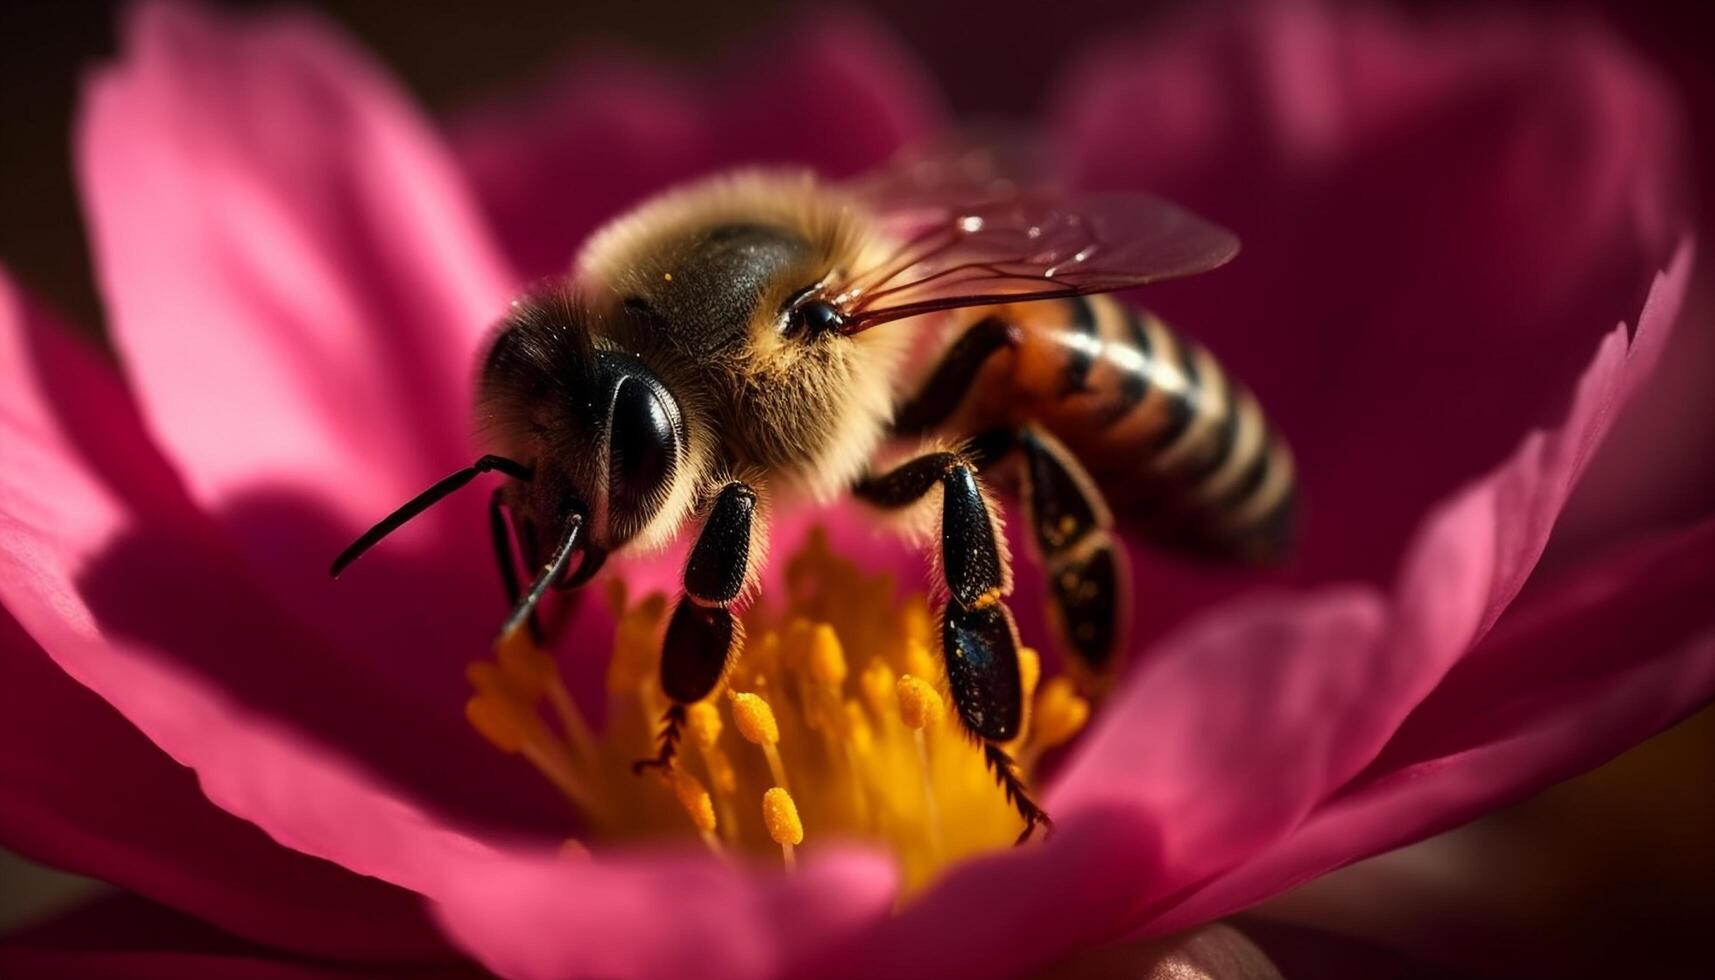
[671,769,724,855]
[896,675,946,857]
[896,675,946,730]
[859,659,898,719]
[730,691,780,744]
[901,638,940,687]
[465,527,1064,895]
[1011,646,1042,748]
[1021,676,1091,770]
[686,700,739,830]
[807,623,848,687]
[762,786,803,871]
[465,693,527,754]
[731,691,790,791]
[687,700,724,746]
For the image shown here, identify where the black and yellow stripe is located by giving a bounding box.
[929,295,1296,565]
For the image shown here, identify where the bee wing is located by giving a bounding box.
[834,152,1238,334]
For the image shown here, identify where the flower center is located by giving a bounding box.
[465,528,1090,892]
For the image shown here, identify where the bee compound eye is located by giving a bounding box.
[608,376,679,516]
[785,299,845,339]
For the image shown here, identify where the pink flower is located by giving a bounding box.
[2,1,1710,977]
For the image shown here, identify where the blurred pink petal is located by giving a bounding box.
[807,806,1165,978]
[0,268,566,834]
[0,405,892,979]
[0,615,445,964]
[1163,515,1715,933]
[77,0,520,676]
[0,274,450,959]
[1050,247,1698,934]
[451,8,942,279]
[1053,0,1688,641]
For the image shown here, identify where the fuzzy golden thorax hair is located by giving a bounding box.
[572,170,909,506]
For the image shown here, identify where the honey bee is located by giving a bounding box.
[331,147,1295,842]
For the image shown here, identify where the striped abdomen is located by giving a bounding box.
[920,296,1296,564]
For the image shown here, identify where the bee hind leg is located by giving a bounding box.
[854,451,1049,842]
[973,426,1131,695]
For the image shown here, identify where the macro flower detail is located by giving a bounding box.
[465,531,1089,893]
[1,2,1711,979]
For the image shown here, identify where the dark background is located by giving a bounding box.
[2,0,1712,976]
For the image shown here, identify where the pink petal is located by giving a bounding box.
[77,1,520,666]
[1053,0,1688,620]
[1,277,894,980]
[0,270,566,835]
[1050,245,1695,917]
[451,8,942,278]
[0,280,450,957]
[0,423,893,978]
[1158,515,1715,933]
[0,612,447,963]
[804,806,1165,979]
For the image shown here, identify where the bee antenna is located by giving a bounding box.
[499,512,584,641]
[329,454,533,578]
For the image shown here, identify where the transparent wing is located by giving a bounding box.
[833,145,1238,334]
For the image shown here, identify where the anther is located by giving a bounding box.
[859,659,898,718]
[808,623,848,687]
[762,786,804,871]
[896,675,945,857]
[1012,646,1043,747]
[902,638,939,685]
[465,695,528,754]
[687,701,724,747]
[897,675,946,730]
[731,692,780,745]
[731,691,790,790]
[671,769,723,855]
[1022,676,1091,770]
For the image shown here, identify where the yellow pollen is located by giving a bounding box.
[464,527,1067,894]
[897,675,946,730]
[1032,677,1091,750]
[763,786,803,872]
[687,700,724,747]
[762,786,804,846]
[1017,647,1042,702]
[808,623,849,686]
[730,692,780,745]
[465,693,528,754]
[859,659,898,717]
[902,638,939,685]
[969,588,1003,610]
[671,769,718,835]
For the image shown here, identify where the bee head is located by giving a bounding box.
[479,293,688,551]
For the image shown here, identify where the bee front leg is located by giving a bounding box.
[634,481,762,775]
[853,452,1050,843]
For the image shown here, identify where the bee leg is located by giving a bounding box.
[994,426,1131,693]
[634,481,761,775]
[855,453,1049,842]
[891,316,1020,435]
[488,488,542,644]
